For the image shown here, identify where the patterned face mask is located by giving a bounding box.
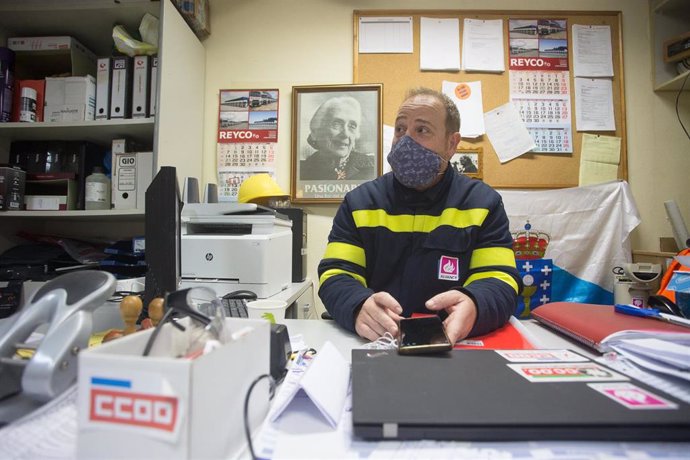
[387,135,442,189]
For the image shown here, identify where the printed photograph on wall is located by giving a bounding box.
[450,147,482,179]
[291,84,382,203]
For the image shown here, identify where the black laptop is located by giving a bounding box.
[351,349,690,442]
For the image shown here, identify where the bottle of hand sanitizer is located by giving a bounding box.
[85,166,111,210]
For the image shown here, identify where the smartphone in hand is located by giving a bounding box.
[398,316,453,355]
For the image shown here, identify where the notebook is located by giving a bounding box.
[531,302,690,352]
[351,349,690,442]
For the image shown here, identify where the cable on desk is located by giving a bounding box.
[243,373,275,460]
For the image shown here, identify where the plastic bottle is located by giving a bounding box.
[85,166,111,210]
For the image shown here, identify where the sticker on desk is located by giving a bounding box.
[496,350,589,363]
[507,363,629,382]
[587,382,679,410]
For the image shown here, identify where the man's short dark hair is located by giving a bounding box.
[404,87,461,135]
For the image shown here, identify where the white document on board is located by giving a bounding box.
[420,17,460,70]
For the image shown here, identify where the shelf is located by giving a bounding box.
[0,118,155,145]
[0,1,160,57]
[652,0,690,17]
[654,70,690,91]
[651,0,690,92]
[0,209,144,221]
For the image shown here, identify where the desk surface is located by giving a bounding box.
[1,318,688,460]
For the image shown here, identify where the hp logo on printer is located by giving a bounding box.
[205,253,213,261]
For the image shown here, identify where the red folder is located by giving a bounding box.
[532,302,690,352]
[410,313,536,350]
[454,318,535,350]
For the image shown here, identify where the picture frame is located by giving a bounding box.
[291,84,382,203]
[450,147,483,179]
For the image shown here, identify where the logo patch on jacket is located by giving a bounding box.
[438,256,459,281]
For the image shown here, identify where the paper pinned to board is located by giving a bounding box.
[442,80,485,138]
[420,17,460,70]
[484,101,535,163]
[269,341,350,428]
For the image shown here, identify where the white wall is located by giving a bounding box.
[202,0,690,315]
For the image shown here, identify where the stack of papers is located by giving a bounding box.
[610,336,690,383]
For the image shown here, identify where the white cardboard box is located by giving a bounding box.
[136,151,154,210]
[44,104,94,122]
[77,318,270,459]
[112,152,137,210]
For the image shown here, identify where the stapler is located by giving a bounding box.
[0,271,116,424]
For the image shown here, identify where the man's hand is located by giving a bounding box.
[354,292,403,341]
[425,290,477,344]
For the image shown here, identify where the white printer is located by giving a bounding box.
[179,203,292,298]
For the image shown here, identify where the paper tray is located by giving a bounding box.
[77,317,270,459]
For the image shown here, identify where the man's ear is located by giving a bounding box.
[443,132,462,161]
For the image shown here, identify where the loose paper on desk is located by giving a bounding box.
[358,16,413,53]
[442,80,485,138]
[420,17,460,70]
[484,102,535,163]
[579,133,620,186]
[575,78,615,131]
[572,24,614,77]
[269,341,349,428]
[462,18,505,72]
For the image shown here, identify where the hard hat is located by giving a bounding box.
[238,173,288,204]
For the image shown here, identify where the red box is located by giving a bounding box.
[11,79,45,122]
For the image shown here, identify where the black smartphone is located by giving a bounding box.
[397,316,453,355]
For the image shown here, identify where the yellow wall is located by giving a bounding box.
[202,0,690,316]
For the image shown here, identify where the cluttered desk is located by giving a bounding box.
[0,279,689,459]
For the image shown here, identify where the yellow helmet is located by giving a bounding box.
[238,173,288,204]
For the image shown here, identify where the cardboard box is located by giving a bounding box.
[7,36,97,80]
[664,31,690,64]
[136,151,154,210]
[174,0,210,39]
[0,166,26,211]
[77,318,270,459]
[44,75,96,120]
[24,178,76,210]
[112,152,137,210]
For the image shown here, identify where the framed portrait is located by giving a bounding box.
[450,147,483,179]
[291,84,382,203]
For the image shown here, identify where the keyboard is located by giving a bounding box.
[220,298,249,318]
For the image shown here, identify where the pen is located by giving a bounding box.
[614,304,690,329]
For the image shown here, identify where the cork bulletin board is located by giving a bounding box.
[354,10,626,189]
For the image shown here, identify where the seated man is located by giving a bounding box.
[318,87,521,343]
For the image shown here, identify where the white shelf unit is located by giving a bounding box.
[651,0,690,91]
[0,0,205,252]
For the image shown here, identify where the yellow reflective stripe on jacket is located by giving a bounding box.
[469,247,517,270]
[319,268,368,288]
[352,208,489,232]
[323,242,366,268]
[465,271,519,293]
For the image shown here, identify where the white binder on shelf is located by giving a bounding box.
[95,57,111,120]
[149,55,158,117]
[109,56,132,119]
[131,55,150,118]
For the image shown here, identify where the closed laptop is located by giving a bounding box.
[351,349,690,442]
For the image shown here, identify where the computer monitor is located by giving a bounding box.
[144,167,182,312]
[664,200,690,250]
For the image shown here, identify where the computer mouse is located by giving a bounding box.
[223,290,257,301]
[647,295,683,317]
